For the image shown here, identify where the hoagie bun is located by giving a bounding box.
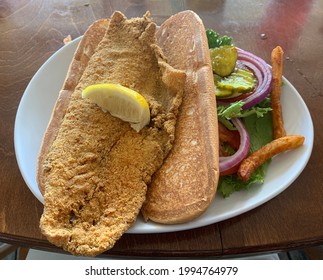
[142,10,219,223]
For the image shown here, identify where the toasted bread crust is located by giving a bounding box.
[142,10,219,224]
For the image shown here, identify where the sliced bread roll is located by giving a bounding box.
[142,10,219,224]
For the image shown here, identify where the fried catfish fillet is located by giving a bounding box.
[38,11,185,256]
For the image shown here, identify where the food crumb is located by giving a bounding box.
[63,35,72,45]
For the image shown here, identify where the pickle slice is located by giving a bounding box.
[215,68,256,99]
[210,46,238,77]
[215,86,233,98]
[218,68,256,92]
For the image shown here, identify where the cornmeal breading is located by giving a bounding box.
[38,11,185,256]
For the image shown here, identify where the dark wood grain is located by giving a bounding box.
[0,0,322,258]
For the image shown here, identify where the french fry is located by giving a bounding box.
[238,135,305,182]
[271,46,286,139]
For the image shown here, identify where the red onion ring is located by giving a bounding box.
[220,118,250,175]
[218,48,272,109]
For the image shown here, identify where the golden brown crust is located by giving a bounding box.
[37,12,185,256]
[37,19,110,194]
[141,10,219,224]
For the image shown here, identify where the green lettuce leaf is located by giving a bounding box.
[217,110,273,198]
[206,29,233,48]
[218,165,267,198]
[217,98,272,130]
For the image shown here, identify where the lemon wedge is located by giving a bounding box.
[82,84,150,132]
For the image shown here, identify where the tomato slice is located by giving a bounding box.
[220,164,239,176]
[219,122,240,150]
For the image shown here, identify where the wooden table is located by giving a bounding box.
[1,0,322,258]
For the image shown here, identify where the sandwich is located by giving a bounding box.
[37,10,219,256]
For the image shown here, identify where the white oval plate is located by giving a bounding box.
[14,37,314,234]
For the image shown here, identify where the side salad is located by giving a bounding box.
[206,29,282,198]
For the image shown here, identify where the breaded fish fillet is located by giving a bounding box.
[38,11,185,256]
